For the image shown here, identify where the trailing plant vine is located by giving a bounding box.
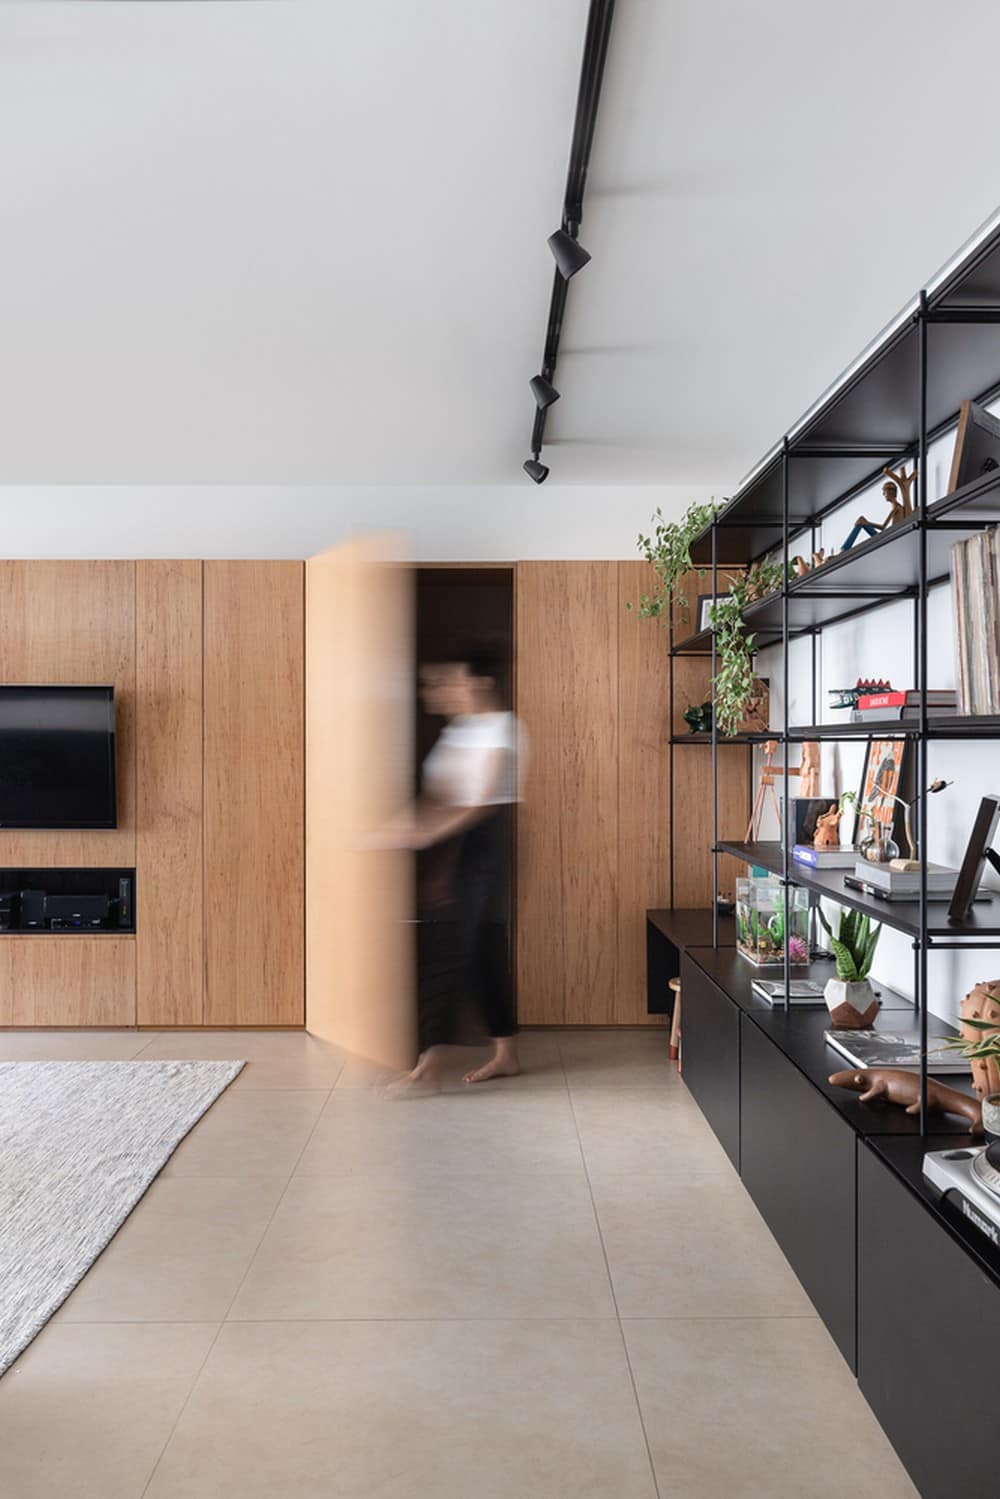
[709,558,792,736]
[628,499,722,621]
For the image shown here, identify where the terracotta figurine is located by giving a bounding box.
[799,740,820,797]
[841,464,917,552]
[813,804,841,848]
[811,549,827,569]
[960,980,1000,1099]
[829,1067,983,1134]
[792,555,811,578]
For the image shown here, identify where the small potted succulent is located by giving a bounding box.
[816,906,881,1028]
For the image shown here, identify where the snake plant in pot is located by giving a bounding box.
[817,906,882,1028]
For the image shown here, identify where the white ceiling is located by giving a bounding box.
[1,0,1000,489]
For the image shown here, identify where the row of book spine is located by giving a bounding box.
[952,527,1000,714]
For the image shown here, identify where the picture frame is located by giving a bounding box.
[792,796,837,847]
[696,593,718,633]
[948,794,1000,923]
[947,399,1000,493]
[855,737,911,849]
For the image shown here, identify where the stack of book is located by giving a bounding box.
[849,688,956,723]
[844,861,958,903]
[825,1028,966,1072]
[792,843,854,869]
[952,527,1000,713]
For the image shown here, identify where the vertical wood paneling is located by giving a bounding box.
[136,561,204,1026]
[516,562,618,1025]
[0,939,135,1027]
[305,541,415,1069]
[617,560,670,1024]
[0,561,136,867]
[203,562,304,1026]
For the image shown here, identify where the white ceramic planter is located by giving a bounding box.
[982,1094,1000,1139]
[824,977,879,1029]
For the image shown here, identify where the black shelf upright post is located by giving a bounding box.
[917,290,930,1135]
[669,574,675,909]
[712,514,719,947]
[782,436,791,1012]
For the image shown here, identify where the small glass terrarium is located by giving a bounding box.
[736,876,809,967]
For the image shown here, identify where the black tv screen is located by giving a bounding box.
[0,686,117,829]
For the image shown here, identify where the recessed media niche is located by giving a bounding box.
[0,869,135,934]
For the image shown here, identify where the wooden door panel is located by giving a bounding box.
[204,562,304,1026]
[0,938,135,1027]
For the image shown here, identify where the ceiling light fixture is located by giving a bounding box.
[523,454,550,484]
[523,0,617,481]
[529,374,561,410]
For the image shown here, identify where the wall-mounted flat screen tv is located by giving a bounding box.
[0,686,117,829]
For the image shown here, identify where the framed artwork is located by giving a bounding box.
[856,737,910,849]
[949,795,1000,923]
[792,796,837,846]
[696,594,718,632]
[948,400,1000,493]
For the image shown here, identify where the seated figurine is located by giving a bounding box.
[841,464,916,552]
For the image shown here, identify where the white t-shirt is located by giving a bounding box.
[421,711,526,809]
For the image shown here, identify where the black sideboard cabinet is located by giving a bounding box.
[677,942,1000,1499]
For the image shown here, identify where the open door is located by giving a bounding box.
[305,536,415,1070]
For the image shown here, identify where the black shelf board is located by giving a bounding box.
[669,732,772,746]
[715,839,1000,940]
[669,625,713,656]
[686,944,974,1140]
[646,908,735,948]
[866,1134,1000,1292]
[785,714,997,741]
[930,223,1000,313]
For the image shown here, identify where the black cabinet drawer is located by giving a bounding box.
[679,953,740,1168]
[858,1143,1000,1498]
[740,1015,857,1368]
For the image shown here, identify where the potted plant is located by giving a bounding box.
[630,499,722,622]
[946,980,1000,1134]
[816,906,881,1027]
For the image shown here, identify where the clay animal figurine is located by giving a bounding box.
[791,555,811,578]
[960,979,1000,1099]
[811,549,827,569]
[829,1067,983,1135]
[813,804,842,848]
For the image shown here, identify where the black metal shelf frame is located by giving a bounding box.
[688,216,1000,1139]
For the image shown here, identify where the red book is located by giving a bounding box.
[856,691,907,710]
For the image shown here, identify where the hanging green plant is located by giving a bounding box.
[627,498,722,621]
[709,557,791,736]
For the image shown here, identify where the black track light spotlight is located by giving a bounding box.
[529,374,560,410]
[523,454,549,484]
[547,227,591,279]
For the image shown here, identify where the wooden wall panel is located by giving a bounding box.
[0,938,135,1026]
[617,561,670,1024]
[0,561,136,866]
[305,540,415,1068]
[516,562,618,1025]
[136,561,204,1026]
[204,562,304,1026]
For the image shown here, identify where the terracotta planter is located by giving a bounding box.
[960,980,1000,1098]
[824,977,879,1029]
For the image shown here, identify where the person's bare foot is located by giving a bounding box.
[464,1039,520,1084]
[382,1047,444,1099]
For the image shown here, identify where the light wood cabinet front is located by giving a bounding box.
[0,938,136,1027]
[203,562,305,1026]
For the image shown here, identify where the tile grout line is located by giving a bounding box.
[137,1082,337,1499]
[564,1070,663,1499]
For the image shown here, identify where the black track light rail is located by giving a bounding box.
[525,0,617,480]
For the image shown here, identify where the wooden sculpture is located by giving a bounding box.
[746,740,818,840]
[841,466,917,551]
[792,555,811,578]
[829,1067,983,1134]
[811,549,827,569]
[813,804,842,848]
[799,740,820,797]
[960,980,1000,1099]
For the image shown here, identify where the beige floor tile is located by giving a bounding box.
[624,1317,919,1498]
[58,1176,287,1323]
[335,1029,565,1091]
[0,1029,148,1060]
[162,1089,328,1178]
[571,1084,734,1176]
[230,1171,615,1320]
[136,1030,345,1090]
[145,1319,657,1499]
[591,1172,813,1318]
[0,1321,218,1499]
[559,1028,672,1087]
[294,1087,584,1176]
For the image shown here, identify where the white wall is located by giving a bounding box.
[0,484,716,562]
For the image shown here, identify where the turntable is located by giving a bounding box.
[923,1142,1000,1249]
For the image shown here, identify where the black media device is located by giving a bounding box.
[0,685,117,829]
[948,794,1000,924]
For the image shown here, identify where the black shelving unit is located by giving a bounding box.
[689,218,1000,1135]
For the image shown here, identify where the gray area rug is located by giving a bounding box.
[0,1058,244,1376]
